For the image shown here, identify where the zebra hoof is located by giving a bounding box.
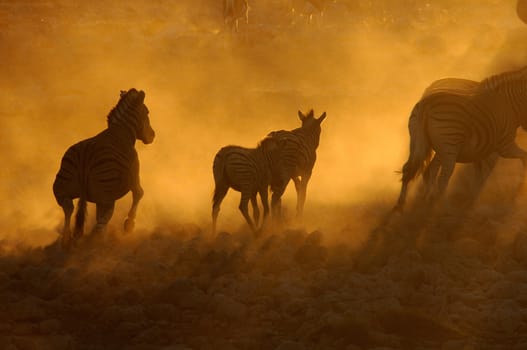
[124,218,135,233]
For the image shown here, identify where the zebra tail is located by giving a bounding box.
[401,102,433,183]
[212,151,226,202]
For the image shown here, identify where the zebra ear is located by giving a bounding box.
[138,90,145,103]
[298,110,306,121]
[317,112,327,123]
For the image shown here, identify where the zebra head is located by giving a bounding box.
[109,89,155,144]
[133,90,155,144]
[298,109,327,147]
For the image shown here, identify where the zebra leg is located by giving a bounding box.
[271,185,286,221]
[212,184,229,235]
[470,154,498,201]
[251,195,260,228]
[271,175,290,221]
[239,192,256,232]
[423,155,441,203]
[259,187,270,229]
[124,184,144,233]
[57,197,74,247]
[435,153,457,205]
[92,202,115,235]
[294,174,311,219]
[498,142,527,192]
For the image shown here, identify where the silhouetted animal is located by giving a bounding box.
[224,0,249,32]
[53,89,155,247]
[212,136,284,234]
[268,110,326,220]
[395,67,527,211]
[290,0,333,24]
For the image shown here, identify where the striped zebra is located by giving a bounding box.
[223,0,249,32]
[53,88,155,247]
[267,110,327,220]
[395,66,527,211]
[212,136,284,234]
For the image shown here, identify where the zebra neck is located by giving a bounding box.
[108,123,137,145]
[505,84,527,127]
[294,128,319,148]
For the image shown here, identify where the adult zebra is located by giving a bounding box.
[212,136,284,234]
[395,67,527,211]
[268,110,327,220]
[53,88,155,247]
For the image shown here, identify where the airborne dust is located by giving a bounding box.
[2,0,527,349]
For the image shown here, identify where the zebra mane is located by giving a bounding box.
[107,88,144,126]
[481,66,527,91]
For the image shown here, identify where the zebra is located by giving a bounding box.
[212,136,284,234]
[53,88,155,247]
[267,109,327,220]
[223,0,249,32]
[395,66,527,211]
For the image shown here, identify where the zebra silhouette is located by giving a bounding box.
[395,66,527,211]
[267,110,326,220]
[53,88,155,247]
[223,0,249,32]
[212,136,284,234]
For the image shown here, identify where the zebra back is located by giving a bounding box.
[213,137,284,193]
[423,78,481,98]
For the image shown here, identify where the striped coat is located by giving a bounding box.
[53,89,155,247]
[267,110,326,219]
[395,67,527,210]
[212,136,284,233]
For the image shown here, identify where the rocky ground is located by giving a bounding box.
[2,199,527,350]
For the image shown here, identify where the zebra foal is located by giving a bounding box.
[268,109,326,220]
[396,67,527,211]
[212,136,284,234]
[53,88,155,247]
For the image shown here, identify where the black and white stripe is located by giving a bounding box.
[53,88,155,247]
[267,109,326,220]
[395,67,527,210]
[212,136,283,233]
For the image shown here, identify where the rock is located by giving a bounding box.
[9,297,47,322]
[157,278,208,310]
[512,233,527,265]
[144,303,177,322]
[213,294,247,320]
[378,309,462,341]
[39,319,62,334]
[274,340,305,350]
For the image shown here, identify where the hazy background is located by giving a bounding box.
[2,0,527,245]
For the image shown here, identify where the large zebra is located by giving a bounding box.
[395,67,527,211]
[53,88,155,247]
[267,110,326,220]
[212,136,284,234]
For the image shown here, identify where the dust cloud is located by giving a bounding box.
[3,1,527,349]
[2,0,525,239]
